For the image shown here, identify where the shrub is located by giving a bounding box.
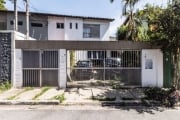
[53,94,65,103]
[144,87,180,107]
[0,81,11,91]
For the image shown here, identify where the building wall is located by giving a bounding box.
[29,14,48,40]
[0,32,11,82]
[83,19,110,41]
[48,17,111,41]
[48,16,65,40]
[0,13,7,30]
[7,13,27,35]
[2,12,111,41]
[65,17,83,40]
[142,49,163,87]
[6,13,48,40]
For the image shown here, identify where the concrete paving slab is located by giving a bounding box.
[0,89,24,100]
[38,88,64,100]
[78,88,92,98]
[15,89,42,100]
[64,92,80,102]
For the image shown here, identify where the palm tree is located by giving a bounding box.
[0,0,6,10]
[110,0,141,41]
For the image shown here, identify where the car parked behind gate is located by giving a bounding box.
[91,58,121,67]
[72,60,94,80]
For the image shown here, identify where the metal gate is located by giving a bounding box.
[22,50,59,87]
[67,50,141,86]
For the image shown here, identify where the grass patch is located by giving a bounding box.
[92,96,116,101]
[32,87,50,100]
[0,81,11,92]
[52,94,65,103]
[7,87,34,100]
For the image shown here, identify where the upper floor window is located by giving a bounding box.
[83,24,100,38]
[10,20,23,26]
[75,23,78,29]
[31,23,43,27]
[0,22,6,30]
[56,23,64,29]
[70,23,72,29]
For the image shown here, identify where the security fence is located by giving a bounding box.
[22,50,59,87]
[67,50,141,85]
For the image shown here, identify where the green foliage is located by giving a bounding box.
[117,25,128,40]
[111,0,141,41]
[144,87,168,101]
[70,50,75,67]
[0,81,11,91]
[155,1,180,89]
[0,0,6,10]
[53,94,65,103]
[144,87,180,107]
[7,87,34,100]
[32,87,50,100]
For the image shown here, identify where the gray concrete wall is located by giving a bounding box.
[6,13,48,40]
[15,40,160,50]
[7,13,26,35]
[29,14,48,40]
[0,32,11,82]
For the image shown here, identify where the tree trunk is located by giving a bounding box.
[173,48,180,90]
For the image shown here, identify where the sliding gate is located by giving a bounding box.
[67,50,141,85]
[22,50,59,87]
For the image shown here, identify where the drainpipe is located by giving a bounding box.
[24,0,29,40]
[14,0,18,31]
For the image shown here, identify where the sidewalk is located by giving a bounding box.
[0,86,143,105]
[0,87,179,107]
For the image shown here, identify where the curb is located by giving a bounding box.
[0,100,179,107]
[61,100,152,106]
[0,100,59,105]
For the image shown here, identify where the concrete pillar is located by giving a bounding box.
[141,49,163,87]
[58,49,67,89]
[13,49,23,88]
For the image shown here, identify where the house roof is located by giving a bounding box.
[0,10,114,22]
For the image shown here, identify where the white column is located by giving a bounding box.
[58,49,67,89]
[13,49,23,88]
[141,49,163,87]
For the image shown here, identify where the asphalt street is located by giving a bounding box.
[0,105,179,120]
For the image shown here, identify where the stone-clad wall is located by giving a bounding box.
[0,33,11,82]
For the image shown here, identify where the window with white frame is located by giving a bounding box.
[87,51,106,59]
[56,23,64,29]
[83,24,100,38]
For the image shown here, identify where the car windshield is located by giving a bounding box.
[77,61,92,67]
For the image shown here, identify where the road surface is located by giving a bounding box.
[0,105,179,120]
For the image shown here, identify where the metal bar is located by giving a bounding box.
[39,50,42,87]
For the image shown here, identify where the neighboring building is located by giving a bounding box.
[0,10,114,41]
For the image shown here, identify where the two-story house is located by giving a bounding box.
[0,10,114,41]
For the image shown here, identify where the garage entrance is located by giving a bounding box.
[67,50,141,86]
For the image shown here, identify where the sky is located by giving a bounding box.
[5,0,168,36]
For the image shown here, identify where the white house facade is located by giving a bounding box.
[0,10,114,41]
[48,16,111,41]
[0,10,165,89]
